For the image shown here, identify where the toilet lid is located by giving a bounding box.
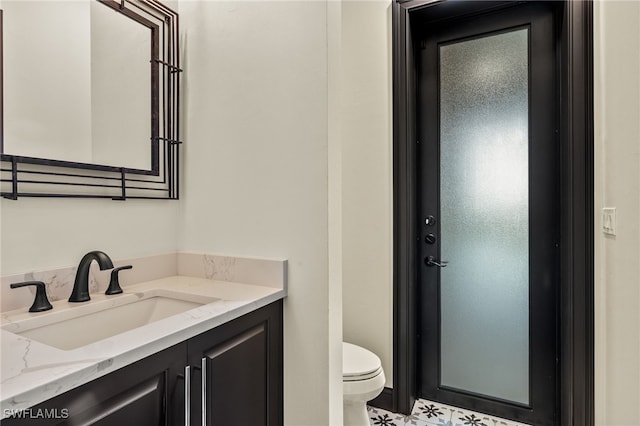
[343,342,382,381]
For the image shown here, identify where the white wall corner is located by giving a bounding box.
[328,0,344,423]
[593,1,607,423]
[594,1,640,424]
[341,0,394,390]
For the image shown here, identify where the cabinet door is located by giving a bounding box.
[3,343,186,426]
[188,301,283,426]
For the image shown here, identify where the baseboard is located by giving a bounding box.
[368,387,394,412]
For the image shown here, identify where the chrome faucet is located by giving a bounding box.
[69,251,114,302]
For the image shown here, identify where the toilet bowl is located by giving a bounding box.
[343,342,386,426]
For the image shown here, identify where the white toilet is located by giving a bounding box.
[342,342,386,426]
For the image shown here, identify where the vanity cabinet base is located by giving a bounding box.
[3,300,283,426]
[3,343,185,425]
[189,300,283,426]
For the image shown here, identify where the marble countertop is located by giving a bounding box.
[0,276,286,417]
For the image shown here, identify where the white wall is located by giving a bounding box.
[594,1,640,424]
[341,0,394,388]
[328,1,345,423]
[176,1,341,424]
[0,199,178,276]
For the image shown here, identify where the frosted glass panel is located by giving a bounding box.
[439,29,529,404]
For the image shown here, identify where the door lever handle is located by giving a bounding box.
[425,256,448,267]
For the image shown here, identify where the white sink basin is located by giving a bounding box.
[2,291,218,350]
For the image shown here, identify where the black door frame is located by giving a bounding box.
[417,4,559,424]
[391,1,594,425]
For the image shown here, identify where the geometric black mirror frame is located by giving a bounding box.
[0,0,181,200]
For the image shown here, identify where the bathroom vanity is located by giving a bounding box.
[3,301,282,425]
[0,254,287,425]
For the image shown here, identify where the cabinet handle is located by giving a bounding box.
[185,365,191,425]
[201,357,207,426]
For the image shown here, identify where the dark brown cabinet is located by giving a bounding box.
[2,342,185,425]
[3,300,283,426]
[188,301,283,426]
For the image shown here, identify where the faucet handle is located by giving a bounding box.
[10,281,53,312]
[105,265,133,295]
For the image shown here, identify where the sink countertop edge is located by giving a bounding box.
[0,275,286,417]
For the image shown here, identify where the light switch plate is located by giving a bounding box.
[602,207,616,236]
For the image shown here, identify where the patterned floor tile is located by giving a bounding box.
[368,406,432,426]
[401,413,431,426]
[368,399,530,426]
[411,399,531,426]
[368,406,410,426]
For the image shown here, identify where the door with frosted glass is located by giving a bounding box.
[417,4,558,425]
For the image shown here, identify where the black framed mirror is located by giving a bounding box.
[0,0,181,200]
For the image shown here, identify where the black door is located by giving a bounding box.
[416,3,559,425]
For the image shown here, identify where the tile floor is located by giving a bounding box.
[368,399,531,426]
